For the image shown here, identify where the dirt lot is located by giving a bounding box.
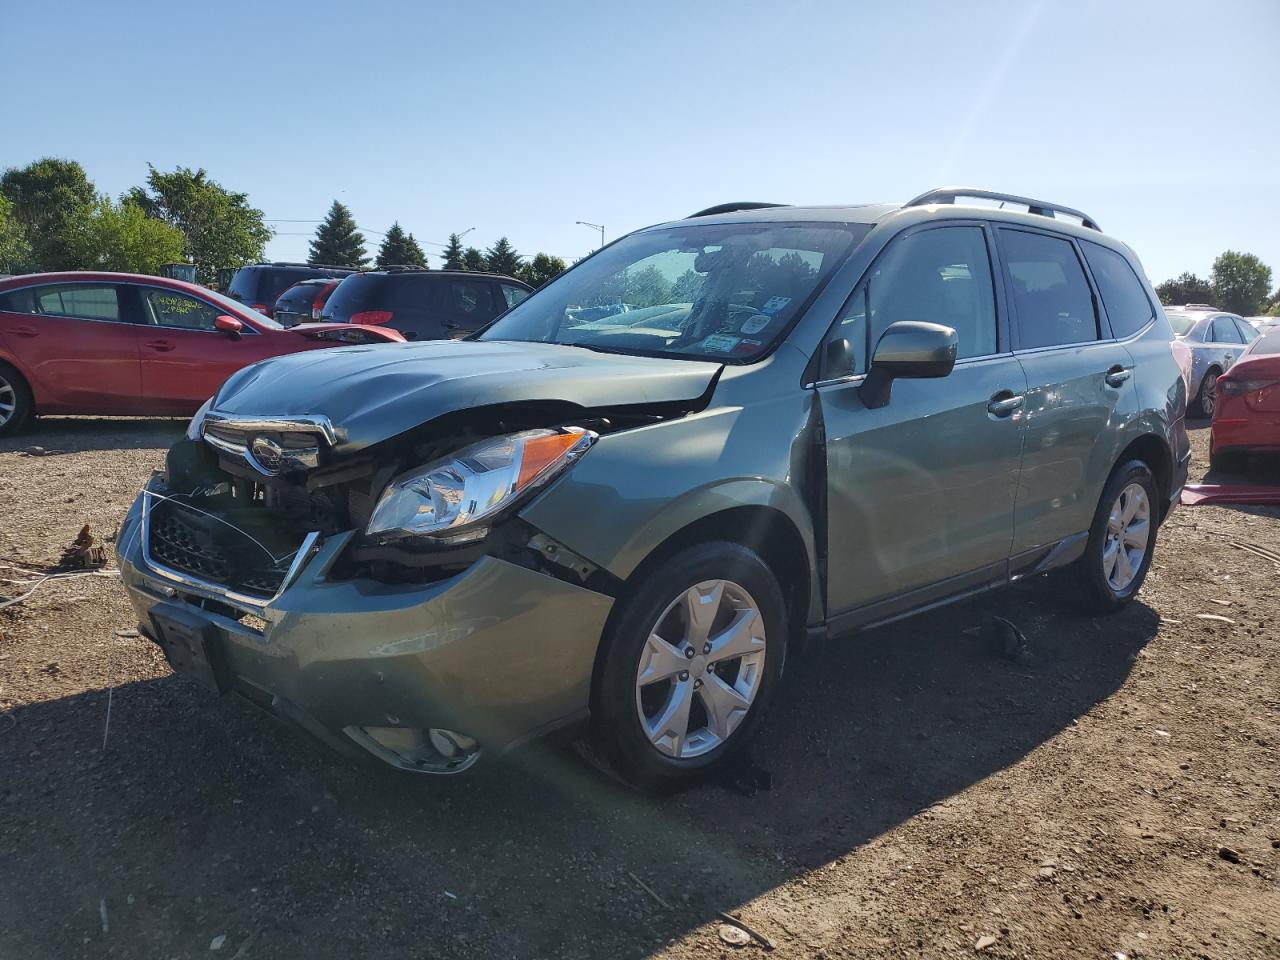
[1,417,1277,959]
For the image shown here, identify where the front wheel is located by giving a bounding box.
[1075,460,1159,613]
[592,542,788,792]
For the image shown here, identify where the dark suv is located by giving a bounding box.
[226,263,358,317]
[321,268,533,340]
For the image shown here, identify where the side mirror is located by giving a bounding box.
[214,315,243,339]
[823,337,856,380]
[859,321,958,409]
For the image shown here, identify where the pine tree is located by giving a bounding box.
[440,233,465,270]
[376,221,427,268]
[462,246,488,272]
[309,200,368,268]
[485,236,523,277]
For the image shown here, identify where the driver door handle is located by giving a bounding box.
[143,339,176,352]
[987,390,1024,417]
[1105,365,1132,388]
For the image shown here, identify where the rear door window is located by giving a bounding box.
[448,278,499,322]
[1211,317,1243,344]
[33,284,123,322]
[1233,317,1259,343]
[1080,241,1155,338]
[999,230,1099,349]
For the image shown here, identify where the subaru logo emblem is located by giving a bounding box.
[248,436,287,475]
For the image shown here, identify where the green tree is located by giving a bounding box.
[0,196,34,273]
[70,195,186,275]
[440,233,466,270]
[127,164,272,285]
[485,236,523,276]
[623,265,673,307]
[309,201,368,268]
[0,157,96,270]
[462,246,488,271]
[1211,251,1272,315]
[518,252,567,288]
[670,268,706,302]
[376,221,427,268]
[1154,271,1215,306]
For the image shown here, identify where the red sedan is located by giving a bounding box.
[1210,327,1280,471]
[0,272,403,436]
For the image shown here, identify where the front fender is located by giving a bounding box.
[519,396,823,621]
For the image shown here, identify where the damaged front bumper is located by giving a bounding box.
[115,480,615,773]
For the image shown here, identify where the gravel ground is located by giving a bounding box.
[1,416,1277,959]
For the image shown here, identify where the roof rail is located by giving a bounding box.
[904,187,1101,231]
[267,261,358,270]
[380,264,429,273]
[686,201,787,219]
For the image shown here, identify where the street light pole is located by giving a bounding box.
[575,220,605,251]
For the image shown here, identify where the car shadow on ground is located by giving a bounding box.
[0,574,1158,959]
[0,416,184,455]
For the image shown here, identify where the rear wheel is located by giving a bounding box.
[1192,368,1220,418]
[0,363,33,437]
[592,542,788,792]
[1075,460,1159,613]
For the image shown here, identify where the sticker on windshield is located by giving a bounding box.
[700,334,741,353]
[760,296,792,315]
[740,313,771,335]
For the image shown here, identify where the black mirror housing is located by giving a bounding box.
[859,321,958,409]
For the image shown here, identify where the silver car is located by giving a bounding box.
[1165,310,1260,416]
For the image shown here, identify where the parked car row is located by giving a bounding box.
[0,272,404,435]
[225,261,535,342]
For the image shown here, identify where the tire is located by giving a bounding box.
[0,362,33,437]
[1075,460,1159,614]
[1192,368,1220,418]
[1209,443,1245,474]
[592,541,789,792]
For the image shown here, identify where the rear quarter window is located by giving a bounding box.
[1081,241,1155,338]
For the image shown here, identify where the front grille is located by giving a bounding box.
[148,500,296,599]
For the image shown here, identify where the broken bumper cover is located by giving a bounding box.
[115,490,614,773]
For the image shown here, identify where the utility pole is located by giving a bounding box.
[575,220,605,251]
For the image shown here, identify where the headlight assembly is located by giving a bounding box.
[186,396,214,440]
[366,427,596,543]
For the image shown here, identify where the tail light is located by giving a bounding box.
[1169,340,1193,392]
[311,283,338,320]
[350,310,393,325]
[1218,376,1280,398]
[250,302,270,316]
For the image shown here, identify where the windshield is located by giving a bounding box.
[478,221,863,362]
[1165,311,1197,336]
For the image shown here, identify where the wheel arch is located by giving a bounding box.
[1114,432,1173,521]
[587,501,815,715]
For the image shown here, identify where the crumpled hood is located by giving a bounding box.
[212,339,721,452]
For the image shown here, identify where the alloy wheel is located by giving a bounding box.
[1102,482,1151,592]
[634,579,766,760]
[0,375,15,428]
[1200,375,1216,417]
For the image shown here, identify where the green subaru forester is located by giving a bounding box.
[117,188,1191,790]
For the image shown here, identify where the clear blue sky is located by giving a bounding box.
[4,0,1278,289]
